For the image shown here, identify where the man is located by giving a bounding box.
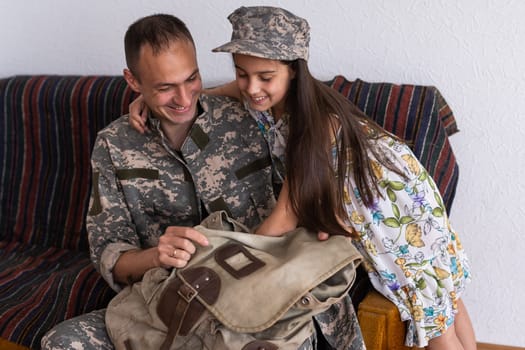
[41,13,363,349]
[88,13,276,293]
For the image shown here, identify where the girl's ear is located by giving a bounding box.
[123,68,141,93]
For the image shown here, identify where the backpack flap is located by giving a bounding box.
[158,223,362,335]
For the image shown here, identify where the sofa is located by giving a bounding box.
[0,74,459,349]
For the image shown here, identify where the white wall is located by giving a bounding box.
[2,0,524,346]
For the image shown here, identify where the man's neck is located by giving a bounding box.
[153,101,202,151]
[161,120,194,151]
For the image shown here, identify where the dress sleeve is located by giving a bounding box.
[344,134,457,285]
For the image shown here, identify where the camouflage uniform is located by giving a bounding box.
[41,93,365,349]
[87,93,276,291]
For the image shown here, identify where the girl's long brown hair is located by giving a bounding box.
[285,60,393,237]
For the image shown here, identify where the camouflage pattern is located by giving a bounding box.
[40,309,111,350]
[314,296,366,349]
[87,93,276,291]
[212,6,310,61]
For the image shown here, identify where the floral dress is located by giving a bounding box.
[340,126,471,347]
[247,104,471,347]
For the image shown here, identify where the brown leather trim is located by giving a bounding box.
[157,267,221,349]
[180,266,221,307]
[242,340,279,350]
[215,243,265,279]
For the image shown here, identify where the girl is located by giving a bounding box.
[129,6,476,349]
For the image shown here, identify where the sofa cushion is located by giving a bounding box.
[0,241,115,348]
[328,76,459,212]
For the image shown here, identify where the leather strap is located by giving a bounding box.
[158,267,220,349]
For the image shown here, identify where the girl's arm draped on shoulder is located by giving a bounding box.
[128,81,242,134]
[255,179,298,236]
[204,80,241,100]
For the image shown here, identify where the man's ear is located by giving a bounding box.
[123,68,140,93]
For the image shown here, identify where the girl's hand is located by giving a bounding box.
[129,94,149,133]
[317,232,330,241]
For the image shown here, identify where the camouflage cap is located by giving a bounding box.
[212,6,310,61]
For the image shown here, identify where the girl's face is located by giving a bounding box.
[233,54,295,119]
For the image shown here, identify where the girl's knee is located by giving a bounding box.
[426,325,463,350]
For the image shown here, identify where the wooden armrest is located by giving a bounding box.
[0,338,30,350]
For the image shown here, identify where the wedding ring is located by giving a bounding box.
[171,249,177,258]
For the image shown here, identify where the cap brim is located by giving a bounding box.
[212,40,283,60]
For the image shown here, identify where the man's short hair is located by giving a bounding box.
[124,14,195,76]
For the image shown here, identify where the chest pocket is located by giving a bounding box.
[116,168,198,224]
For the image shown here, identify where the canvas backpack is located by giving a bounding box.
[106,211,362,350]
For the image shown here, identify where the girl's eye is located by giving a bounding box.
[260,76,272,82]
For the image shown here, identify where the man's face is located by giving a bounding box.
[125,40,202,128]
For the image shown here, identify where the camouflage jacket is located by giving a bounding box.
[87,94,276,291]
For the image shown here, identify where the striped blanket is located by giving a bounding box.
[0,76,136,348]
[328,76,459,211]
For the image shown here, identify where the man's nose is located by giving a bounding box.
[173,86,192,106]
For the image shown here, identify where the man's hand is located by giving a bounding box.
[157,226,209,269]
[113,226,209,286]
